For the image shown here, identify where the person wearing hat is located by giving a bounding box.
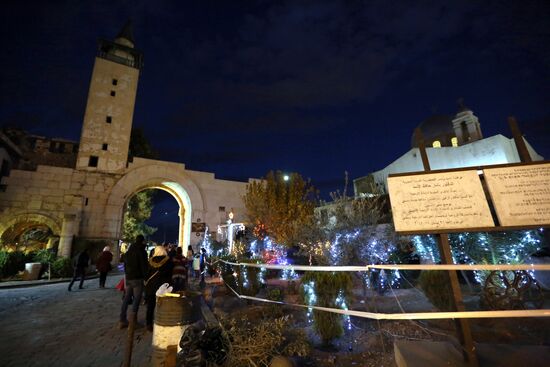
[144,245,173,332]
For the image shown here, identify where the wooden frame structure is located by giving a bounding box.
[387,117,550,366]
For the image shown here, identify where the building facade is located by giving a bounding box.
[354,104,544,196]
[0,24,253,259]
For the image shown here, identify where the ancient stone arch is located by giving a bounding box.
[0,211,62,250]
[105,163,205,249]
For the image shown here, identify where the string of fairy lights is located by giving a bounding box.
[211,225,546,333]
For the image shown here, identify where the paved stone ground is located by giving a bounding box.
[0,274,152,367]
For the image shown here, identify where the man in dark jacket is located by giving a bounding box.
[119,234,148,329]
[68,249,90,291]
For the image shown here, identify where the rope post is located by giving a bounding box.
[123,311,137,367]
[415,128,479,367]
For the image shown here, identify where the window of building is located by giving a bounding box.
[106,116,112,123]
[58,142,65,153]
[88,156,99,167]
[110,90,116,97]
[72,144,79,153]
[49,141,56,152]
[461,121,470,141]
[1,159,10,177]
[112,78,118,86]
[102,143,108,151]
[432,140,442,148]
[451,137,458,147]
[219,206,226,212]
[85,197,89,206]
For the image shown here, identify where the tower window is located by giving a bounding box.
[219,206,226,212]
[106,116,112,123]
[110,90,116,97]
[112,78,118,86]
[88,156,99,167]
[102,143,108,151]
[451,137,458,147]
[432,140,441,148]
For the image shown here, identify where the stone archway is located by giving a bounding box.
[106,163,205,249]
[0,212,62,252]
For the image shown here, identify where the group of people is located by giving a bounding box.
[67,246,113,291]
[119,235,208,332]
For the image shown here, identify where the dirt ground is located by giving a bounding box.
[205,275,550,367]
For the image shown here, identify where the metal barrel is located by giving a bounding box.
[151,291,202,367]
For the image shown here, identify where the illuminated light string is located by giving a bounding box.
[222,277,550,320]
[219,259,550,272]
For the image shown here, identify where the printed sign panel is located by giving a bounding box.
[484,163,550,226]
[388,170,495,233]
[192,222,206,233]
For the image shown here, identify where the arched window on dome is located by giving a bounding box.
[451,137,458,147]
[432,140,441,148]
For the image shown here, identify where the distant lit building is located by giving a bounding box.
[354,103,544,196]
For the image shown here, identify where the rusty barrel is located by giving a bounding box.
[151,291,202,367]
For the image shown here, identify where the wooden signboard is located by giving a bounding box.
[484,162,550,227]
[388,170,495,233]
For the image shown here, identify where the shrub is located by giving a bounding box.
[33,249,56,265]
[235,260,261,297]
[301,271,353,345]
[0,251,27,278]
[418,270,454,311]
[51,257,73,278]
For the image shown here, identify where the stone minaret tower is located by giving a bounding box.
[452,98,483,145]
[76,22,143,172]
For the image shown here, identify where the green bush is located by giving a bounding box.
[236,260,261,297]
[301,271,353,345]
[0,251,27,278]
[51,257,73,278]
[418,270,454,311]
[33,249,56,265]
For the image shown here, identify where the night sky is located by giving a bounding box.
[1,1,549,242]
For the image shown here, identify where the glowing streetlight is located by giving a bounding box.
[283,174,290,182]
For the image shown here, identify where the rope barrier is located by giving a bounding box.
[216,259,550,320]
[219,259,550,271]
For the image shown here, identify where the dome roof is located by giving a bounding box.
[411,114,454,148]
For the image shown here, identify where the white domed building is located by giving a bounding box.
[354,103,544,196]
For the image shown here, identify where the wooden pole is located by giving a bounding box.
[508,117,532,163]
[415,128,479,367]
[123,311,137,367]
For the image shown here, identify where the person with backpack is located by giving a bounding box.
[68,249,90,291]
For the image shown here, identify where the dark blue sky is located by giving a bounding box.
[1,1,549,242]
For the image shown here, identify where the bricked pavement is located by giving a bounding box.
[0,274,152,367]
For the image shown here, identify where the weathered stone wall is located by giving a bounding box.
[0,156,250,256]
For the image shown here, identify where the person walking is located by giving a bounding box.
[171,247,187,291]
[186,245,194,279]
[145,245,173,332]
[96,246,113,288]
[119,234,148,329]
[68,249,90,291]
